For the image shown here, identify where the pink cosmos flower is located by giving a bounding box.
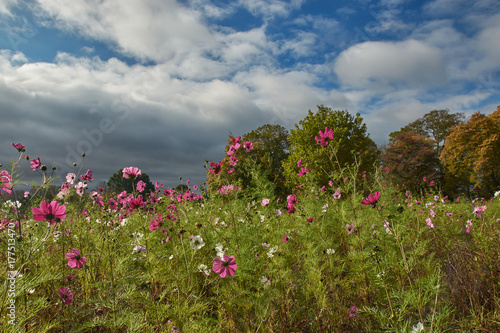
[306,217,315,223]
[212,254,237,278]
[348,306,358,318]
[229,155,238,166]
[80,169,93,182]
[346,222,355,235]
[261,198,270,206]
[315,127,334,146]
[0,170,13,195]
[297,159,302,167]
[11,142,26,152]
[361,191,381,207]
[32,200,66,225]
[283,235,289,243]
[66,248,87,269]
[297,167,309,176]
[137,180,146,193]
[59,287,74,305]
[30,157,41,171]
[426,218,434,228]
[122,166,141,180]
[209,161,223,176]
[66,173,76,184]
[429,180,435,186]
[243,141,253,152]
[227,168,235,174]
[473,205,487,217]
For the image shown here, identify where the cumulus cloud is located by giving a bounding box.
[333,39,447,91]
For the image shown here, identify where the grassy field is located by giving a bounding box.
[1,156,500,332]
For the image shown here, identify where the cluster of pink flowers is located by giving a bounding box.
[208,161,223,176]
[473,205,487,217]
[315,127,334,146]
[297,166,309,177]
[216,184,240,194]
[287,194,297,214]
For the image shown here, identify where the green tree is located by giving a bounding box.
[390,109,464,156]
[107,169,155,194]
[382,131,440,194]
[205,124,290,198]
[441,106,500,197]
[283,105,379,189]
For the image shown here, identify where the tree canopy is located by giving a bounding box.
[107,169,155,194]
[382,131,440,194]
[441,106,500,196]
[283,105,379,188]
[389,109,464,156]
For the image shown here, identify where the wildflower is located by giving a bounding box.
[132,245,147,254]
[411,322,424,333]
[267,246,278,258]
[261,198,270,206]
[383,220,393,235]
[80,169,93,182]
[32,200,67,225]
[149,214,164,231]
[243,141,253,152]
[322,204,328,212]
[0,170,12,195]
[348,306,358,318]
[11,142,26,152]
[297,159,302,167]
[215,243,225,257]
[66,275,73,281]
[423,177,426,182]
[227,142,240,156]
[306,217,315,223]
[190,235,205,250]
[287,194,297,206]
[227,167,235,174]
[361,191,381,207]
[136,180,146,193]
[122,166,141,180]
[212,254,237,278]
[229,155,238,166]
[466,220,473,233]
[297,166,308,176]
[66,248,87,269]
[58,287,74,305]
[346,221,355,235]
[283,235,289,243]
[333,188,341,199]
[429,209,435,218]
[24,191,29,198]
[30,157,41,170]
[209,161,223,175]
[425,217,434,228]
[315,127,334,146]
[260,276,271,286]
[473,205,487,217]
[326,248,335,255]
[429,180,435,186]
[75,182,87,196]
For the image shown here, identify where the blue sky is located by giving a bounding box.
[1,0,499,189]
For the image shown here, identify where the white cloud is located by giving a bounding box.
[333,39,447,91]
[34,0,217,63]
[238,0,305,19]
[0,0,17,16]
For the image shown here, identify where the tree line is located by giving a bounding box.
[205,105,500,200]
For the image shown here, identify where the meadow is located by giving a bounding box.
[1,141,500,333]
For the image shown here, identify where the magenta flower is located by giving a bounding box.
[315,127,334,146]
[346,222,355,235]
[80,169,93,182]
[297,159,302,167]
[122,166,141,180]
[426,217,434,228]
[283,235,289,243]
[261,198,270,206]
[297,167,309,176]
[30,157,41,171]
[11,142,26,152]
[209,161,223,176]
[348,306,358,318]
[306,217,315,223]
[361,191,381,207]
[58,287,74,305]
[136,180,146,193]
[66,248,87,269]
[473,205,487,217]
[32,200,66,225]
[212,254,237,278]
[0,170,13,195]
[243,141,253,152]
